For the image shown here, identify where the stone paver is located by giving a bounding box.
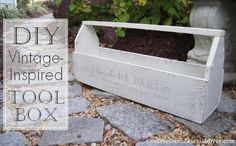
[217,93,236,113]
[69,82,83,98]
[218,142,236,146]
[39,117,104,145]
[0,85,2,101]
[136,141,193,146]
[69,96,90,114]
[0,90,2,103]
[174,112,234,137]
[88,89,120,99]
[0,109,2,127]
[96,104,175,140]
[0,132,28,146]
[68,72,76,82]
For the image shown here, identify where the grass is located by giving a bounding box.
[25,2,48,18]
[0,8,25,19]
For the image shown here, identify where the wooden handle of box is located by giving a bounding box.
[83,21,225,37]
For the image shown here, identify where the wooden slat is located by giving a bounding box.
[100,47,205,78]
[206,37,224,68]
[203,37,224,121]
[74,25,99,55]
[73,52,207,123]
[83,21,225,37]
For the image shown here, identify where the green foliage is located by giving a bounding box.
[42,0,54,9]
[55,0,192,40]
[1,1,48,19]
[17,0,30,9]
[55,0,63,6]
[28,4,47,14]
[0,8,25,19]
[26,3,47,17]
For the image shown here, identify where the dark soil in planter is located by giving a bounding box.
[103,29,195,61]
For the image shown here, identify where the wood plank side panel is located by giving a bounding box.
[203,37,224,121]
[74,25,99,55]
[73,53,207,123]
[100,47,205,78]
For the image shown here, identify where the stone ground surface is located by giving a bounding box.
[136,141,194,146]
[39,118,104,146]
[0,73,236,145]
[0,82,2,128]
[0,13,236,146]
[0,109,2,128]
[96,104,175,140]
[2,79,235,145]
[88,89,120,99]
[0,132,28,146]
[0,90,2,104]
[69,72,76,82]
[69,82,83,98]
[69,96,90,114]
[217,93,236,113]
[173,112,234,138]
[0,82,2,104]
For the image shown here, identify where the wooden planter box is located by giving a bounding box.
[73,21,225,124]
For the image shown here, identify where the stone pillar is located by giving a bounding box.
[187,0,236,83]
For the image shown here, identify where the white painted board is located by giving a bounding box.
[73,21,225,124]
[74,53,207,123]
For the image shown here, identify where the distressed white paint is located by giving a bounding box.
[83,21,225,37]
[73,21,225,124]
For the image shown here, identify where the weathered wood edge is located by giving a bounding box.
[82,21,225,37]
[75,52,207,81]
